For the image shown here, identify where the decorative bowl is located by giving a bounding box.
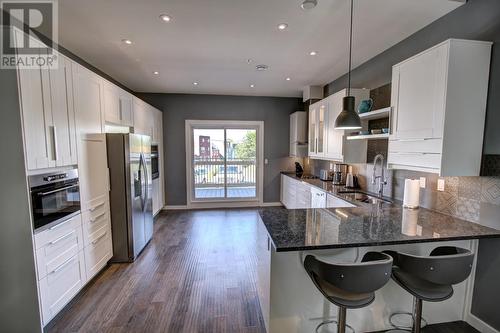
[358,98,373,114]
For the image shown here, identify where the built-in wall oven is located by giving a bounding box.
[151,144,159,179]
[29,169,81,231]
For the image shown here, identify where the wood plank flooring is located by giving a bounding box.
[47,209,266,333]
[47,209,481,333]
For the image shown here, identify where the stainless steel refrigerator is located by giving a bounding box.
[106,133,153,262]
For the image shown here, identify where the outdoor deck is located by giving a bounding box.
[195,186,256,198]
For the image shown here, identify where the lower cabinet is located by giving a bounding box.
[35,202,113,326]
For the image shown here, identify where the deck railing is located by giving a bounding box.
[193,157,256,188]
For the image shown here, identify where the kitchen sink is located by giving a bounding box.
[337,191,393,204]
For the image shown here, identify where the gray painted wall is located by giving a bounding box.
[0,70,42,331]
[324,0,500,154]
[137,93,303,206]
[319,0,500,328]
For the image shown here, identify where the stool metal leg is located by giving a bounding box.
[337,306,347,333]
[413,298,423,333]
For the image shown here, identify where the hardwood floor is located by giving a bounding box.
[47,209,480,333]
[47,209,266,333]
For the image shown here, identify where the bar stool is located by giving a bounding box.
[384,246,474,333]
[304,252,393,333]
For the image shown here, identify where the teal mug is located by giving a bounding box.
[358,98,373,114]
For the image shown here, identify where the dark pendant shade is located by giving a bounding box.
[334,96,361,130]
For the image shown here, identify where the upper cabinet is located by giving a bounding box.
[103,81,133,127]
[16,31,78,170]
[72,65,104,136]
[133,97,154,137]
[388,39,492,176]
[308,88,369,162]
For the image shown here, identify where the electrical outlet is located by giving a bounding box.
[264,158,269,165]
[437,178,445,192]
[419,177,426,188]
[329,163,333,170]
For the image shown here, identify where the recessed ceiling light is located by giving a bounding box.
[153,71,159,75]
[250,84,255,88]
[122,39,132,45]
[286,77,291,81]
[247,58,253,64]
[301,0,318,10]
[309,51,318,56]
[256,64,269,71]
[277,23,288,30]
[193,82,199,85]
[159,14,172,22]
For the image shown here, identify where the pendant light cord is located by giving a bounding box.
[347,0,353,96]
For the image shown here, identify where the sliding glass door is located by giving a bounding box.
[187,121,263,205]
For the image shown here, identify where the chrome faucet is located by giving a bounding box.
[372,154,387,198]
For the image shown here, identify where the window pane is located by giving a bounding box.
[226,129,256,198]
[193,129,225,199]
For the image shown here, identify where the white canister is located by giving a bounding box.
[403,179,420,209]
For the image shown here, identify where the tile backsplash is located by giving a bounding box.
[306,158,500,229]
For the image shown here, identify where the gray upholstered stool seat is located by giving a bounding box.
[385,246,474,333]
[304,251,393,333]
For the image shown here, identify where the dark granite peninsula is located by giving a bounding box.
[255,174,500,333]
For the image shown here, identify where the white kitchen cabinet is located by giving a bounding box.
[325,89,369,162]
[72,64,104,135]
[326,193,356,208]
[308,88,369,162]
[308,101,326,158]
[103,81,134,127]
[16,32,77,170]
[133,97,154,137]
[49,55,78,167]
[388,39,492,176]
[152,108,163,144]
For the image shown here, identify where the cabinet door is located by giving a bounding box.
[119,91,134,127]
[50,55,78,166]
[308,106,317,156]
[78,134,109,210]
[133,99,154,137]
[152,109,163,144]
[392,44,447,140]
[317,104,327,157]
[103,82,120,125]
[326,92,344,160]
[73,65,103,136]
[16,32,55,170]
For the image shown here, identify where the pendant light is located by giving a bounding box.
[334,0,362,130]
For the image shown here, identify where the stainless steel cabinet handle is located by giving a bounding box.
[50,257,76,274]
[89,212,105,223]
[53,126,59,161]
[49,218,72,230]
[89,202,105,212]
[38,183,79,196]
[92,231,107,245]
[49,230,75,245]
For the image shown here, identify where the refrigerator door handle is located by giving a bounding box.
[141,152,148,212]
[138,153,145,211]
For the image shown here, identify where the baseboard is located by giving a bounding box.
[259,202,283,207]
[466,313,499,333]
[163,205,188,210]
[162,202,283,210]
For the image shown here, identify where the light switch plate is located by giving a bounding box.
[437,178,445,192]
[329,163,333,169]
[264,158,269,165]
[419,177,426,188]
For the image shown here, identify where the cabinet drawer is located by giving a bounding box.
[82,200,110,246]
[389,138,442,154]
[388,152,442,170]
[38,251,85,325]
[84,228,112,280]
[36,226,83,280]
[34,214,83,250]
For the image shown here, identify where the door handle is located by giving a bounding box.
[38,183,79,196]
[89,212,106,223]
[92,231,107,245]
[89,201,105,212]
[53,126,59,161]
[50,257,76,274]
[49,230,75,245]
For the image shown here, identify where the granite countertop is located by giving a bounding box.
[259,173,500,252]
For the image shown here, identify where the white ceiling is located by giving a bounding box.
[58,0,462,97]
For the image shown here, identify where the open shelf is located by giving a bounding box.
[358,107,391,120]
[346,133,389,141]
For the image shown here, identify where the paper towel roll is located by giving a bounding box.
[403,179,420,209]
[402,208,419,236]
